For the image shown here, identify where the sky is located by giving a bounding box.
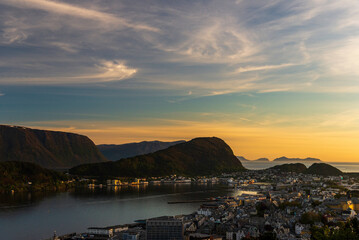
[1,0,359,162]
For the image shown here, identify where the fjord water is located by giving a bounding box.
[0,183,236,240]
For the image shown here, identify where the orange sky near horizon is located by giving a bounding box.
[25,120,359,163]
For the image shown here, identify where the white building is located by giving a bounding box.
[295,223,304,235]
[197,208,212,216]
[87,227,113,237]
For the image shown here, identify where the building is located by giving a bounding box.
[351,197,359,211]
[342,208,356,219]
[326,198,353,211]
[87,227,113,238]
[107,179,121,186]
[146,216,184,240]
[197,208,212,216]
[122,232,141,240]
[187,233,222,240]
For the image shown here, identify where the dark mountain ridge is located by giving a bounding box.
[98,140,186,161]
[268,163,308,173]
[306,163,343,176]
[0,125,107,169]
[70,137,246,177]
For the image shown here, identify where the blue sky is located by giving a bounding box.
[1,0,359,161]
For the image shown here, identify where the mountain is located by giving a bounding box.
[237,156,269,162]
[268,163,307,173]
[0,125,107,169]
[70,137,246,177]
[267,163,342,176]
[306,163,342,176]
[273,156,322,162]
[98,140,186,161]
[0,161,67,193]
[237,156,249,162]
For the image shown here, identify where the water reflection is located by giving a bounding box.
[0,183,235,209]
[68,182,230,200]
[0,183,235,240]
[0,191,65,209]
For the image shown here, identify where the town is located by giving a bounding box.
[50,169,359,240]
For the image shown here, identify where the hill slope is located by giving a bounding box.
[268,163,307,173]
[266,163,342,176]
[70,137,246,177]
[0,161,67,193]
[98,140,185,161]
[0,125,107,168]
[306,163,342,176]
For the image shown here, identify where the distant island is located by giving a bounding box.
[237,156,270,162]
[98,140,186,161]
[70,137,246,177]
[273,156,322,162]
[238,156,322,162]
[268,163,342,176]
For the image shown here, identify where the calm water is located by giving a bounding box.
[0,184,237,240]
[241,161,359,172]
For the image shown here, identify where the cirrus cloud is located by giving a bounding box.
[0,60,137,84]
[1,0,158,32]
[81,60,138,82]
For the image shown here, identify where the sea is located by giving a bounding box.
[0,183,240,240]
[241,161,359,172]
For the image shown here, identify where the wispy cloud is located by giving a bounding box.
[0,59,137,84]
[320,37,359,77]
[321,110,359,128]
[257,88,291,93]
[1,0,158,32]
[79,60,138,82]
[176,21,257,63]
[1,27,27,44]
[236,63,297,73]
[50,42,78,53]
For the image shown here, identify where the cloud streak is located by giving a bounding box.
[236,63,297,73]
[2,27,27,44]
[79,60,138,82]
[0,58,137,84]
[1,0,158,32]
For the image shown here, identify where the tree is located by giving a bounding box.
[300,212,321,225]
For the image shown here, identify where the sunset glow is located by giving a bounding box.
[1,0,359,161]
